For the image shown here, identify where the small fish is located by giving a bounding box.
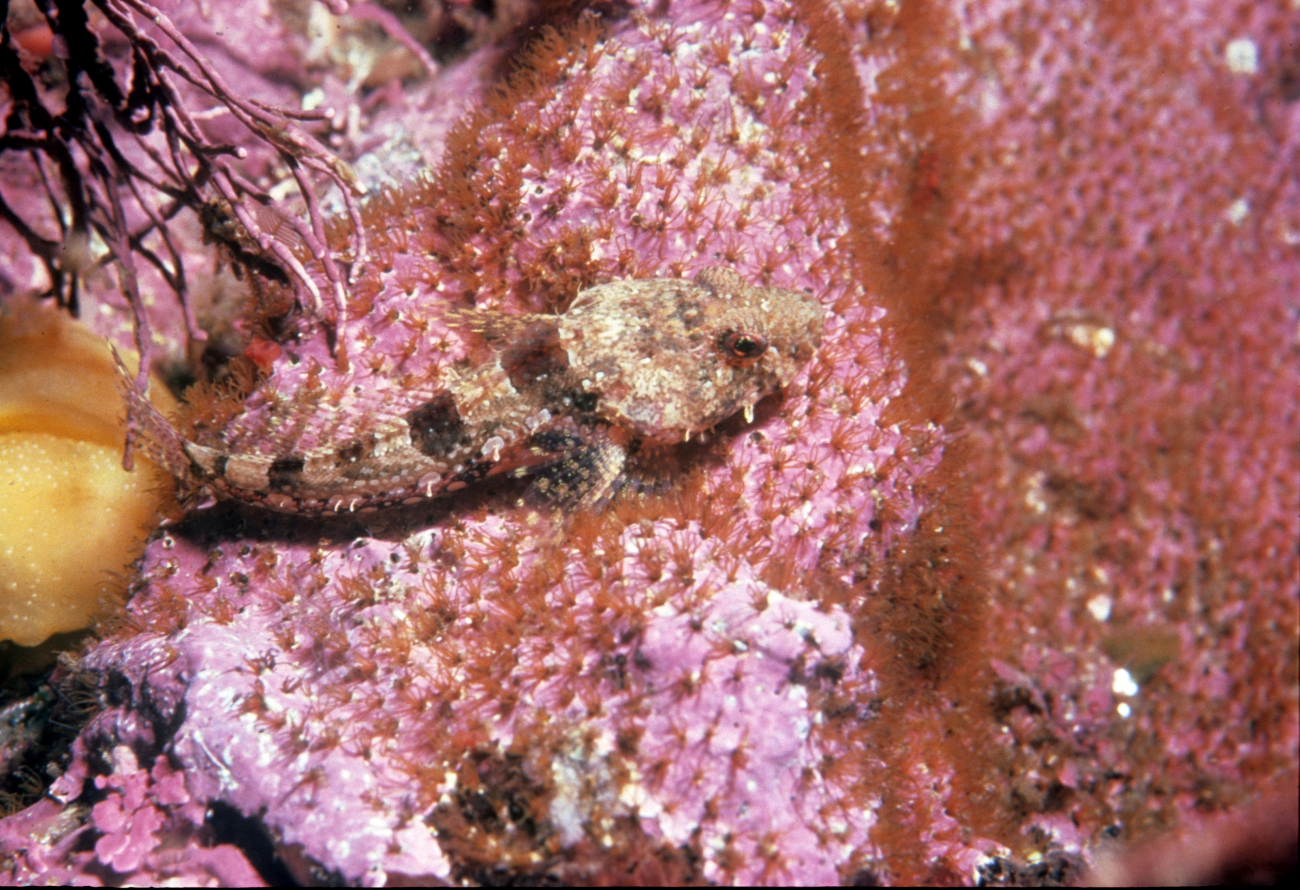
[122,267,823,513]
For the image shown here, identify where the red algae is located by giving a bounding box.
[926,0,1300,876]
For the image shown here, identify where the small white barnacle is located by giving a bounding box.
[524,408,552,432]
[481,436,506,461]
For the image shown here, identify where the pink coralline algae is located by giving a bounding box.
[0,746,261,885]
[1,0,1296,887]
[928,0,1299,871]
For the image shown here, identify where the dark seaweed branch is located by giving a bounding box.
[0,0,365,466]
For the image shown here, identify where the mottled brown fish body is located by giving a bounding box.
[123,268,824,513]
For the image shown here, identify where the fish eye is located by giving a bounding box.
[719,330,769,365]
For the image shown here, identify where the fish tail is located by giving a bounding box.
[112,349,191,481]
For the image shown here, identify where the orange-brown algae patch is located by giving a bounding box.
[0,304,175,647]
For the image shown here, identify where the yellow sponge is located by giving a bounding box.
[0,304,175,647]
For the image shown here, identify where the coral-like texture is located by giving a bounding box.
[0,746,263,884]
[0,0,1295,885]
[928,0,1300,860]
